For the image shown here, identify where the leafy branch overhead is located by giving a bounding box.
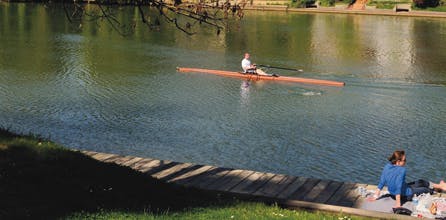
[60,0,246,35]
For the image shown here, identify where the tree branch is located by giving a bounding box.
[59,0,244,35]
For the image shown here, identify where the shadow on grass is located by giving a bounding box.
[0,129,242,219]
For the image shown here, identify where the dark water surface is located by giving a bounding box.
[1,3,446,184]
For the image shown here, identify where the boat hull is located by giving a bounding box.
[177,67,345,87]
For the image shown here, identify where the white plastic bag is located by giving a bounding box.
[413,193,435,218]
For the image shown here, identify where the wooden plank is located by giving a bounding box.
[242,172,275,194]
[276,176,308,199]
[151,163,195,180]
[180,167,222,187]
[348,183,366,208]
[253,175,289,197]
[230,171,264,194]
[102,155,121,163]
[161,164,203,182]
[145,162,179,176]
[204,169,250,191]
[191,168,233,189]
[302,179,331,202]
[221,170,254,191]
[113,156,136,165]
[137,159,173,173]
[288,178,321,201]
[137,159,166,172]
[130,158,154,170]
[194,168,233,189]
[168,165,215,184]
[231,172,275,194]
[253,174,293,198]
[90,152,117,161]
[94,153,118,161]
[218,170,256,192]
[325,182,357,206]
[312,180,344,204]
[82,151,98,156]
[120,157,144,167]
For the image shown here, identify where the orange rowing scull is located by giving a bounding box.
[177,67,345,87]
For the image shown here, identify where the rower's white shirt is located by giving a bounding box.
[241,58,251,72]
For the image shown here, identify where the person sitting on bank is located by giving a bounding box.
[241,53,273,76]
[369,150,446,207]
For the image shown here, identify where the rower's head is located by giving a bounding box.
[244,53,250,59]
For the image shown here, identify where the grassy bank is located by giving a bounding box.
[66,202,363,219]
[367,0,406,9]
[0,128,372,219]
[413,5,446,11]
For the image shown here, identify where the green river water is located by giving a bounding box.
[1,3,446,184]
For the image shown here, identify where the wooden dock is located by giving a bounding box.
[81,151,443,219]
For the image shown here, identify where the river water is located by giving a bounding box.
[1,3,445,184]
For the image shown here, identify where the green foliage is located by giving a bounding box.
[412,0,446,11]
[413,5,446,10]
[320,0,336,6]
[290,0,317,7]
[413,0,440,7]
[290,0,304,8]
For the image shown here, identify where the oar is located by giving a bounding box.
[258,64,303,72]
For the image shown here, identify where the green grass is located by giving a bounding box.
[0,128,374,219]
[413,5,446,11]
[366,0,411,9]
[66,202,367,219]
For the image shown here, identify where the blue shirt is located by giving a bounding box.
[377,163,413,196]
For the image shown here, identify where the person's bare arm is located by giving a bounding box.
[367,189,381,201]
[395,194,401,207]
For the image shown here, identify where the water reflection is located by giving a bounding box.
[370,18,413,80]
[239,80,251,108]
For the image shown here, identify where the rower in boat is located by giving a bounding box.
[241,53,277,77]
[177,67,345,87]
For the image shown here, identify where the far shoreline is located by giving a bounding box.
[2,1,445,18]
[244,5,446,18]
